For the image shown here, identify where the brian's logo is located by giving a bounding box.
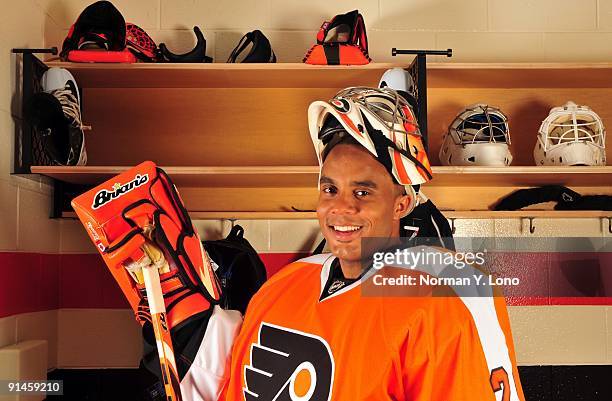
[244,323,334,401]
[92,174,149,210]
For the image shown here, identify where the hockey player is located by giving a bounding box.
[73,87,524,400]
[180,87,525,400]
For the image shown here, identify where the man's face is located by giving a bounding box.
[317,144,411,266]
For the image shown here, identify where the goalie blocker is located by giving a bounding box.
[71,161,224,399]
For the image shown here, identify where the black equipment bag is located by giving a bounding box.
[203,225,268,314]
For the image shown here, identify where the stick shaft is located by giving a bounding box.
[142,265,183,401]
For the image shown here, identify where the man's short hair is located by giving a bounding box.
[322,130,407,196]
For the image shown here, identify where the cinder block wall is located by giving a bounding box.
[1,0,611,376]
[42,0,612,63]
[0,0,61,376]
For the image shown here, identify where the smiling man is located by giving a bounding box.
[192,87,524,401]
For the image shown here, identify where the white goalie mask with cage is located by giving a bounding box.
[439,104,512,166]
[534,101,606,166]
[308,87,433,211]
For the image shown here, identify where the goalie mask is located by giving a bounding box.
[534,101,606,166]
[378,67,419,117]
[308,87,433,209]
[439,104,512,166]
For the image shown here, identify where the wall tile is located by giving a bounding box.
[17,188,59,253]
[0,315,17,349]
[368,31,436,63]
[269,219,322,252]
[0,110,15,179]
[379,0,488,31]
[193,219,229,241]
[0,0,44,115]
[232,220,270,252]
[542,33,612,62]
[0,339,47,388]
[36,0,160,30]
[59,219,96,254]
[496,218,603,238]
[452,218,494,238]
[607,306,612,363]
[489,0,596,32]
[15,310,58,370]
[598,0,612,31]
[161,0,270,30]
[43,14,66,51]
[435,32,544,62]
[0,180,18,251]
[57,309,141,368]
[494,218,523,238]
[269,0,379,30]
[508,305,607,365]
[528,218,602,237]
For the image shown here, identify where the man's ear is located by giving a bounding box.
[394,192,415,220]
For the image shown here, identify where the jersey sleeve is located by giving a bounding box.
[401,296,525,401]
[180,305,243,401]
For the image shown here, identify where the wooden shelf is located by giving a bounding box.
[427,63,612,88]
[45,61,612,89]
[430,166,612,187]
[30,165,319,187]
[31,165,612,188]
[443,210,612,219]
[37,62,612,217]
[61,210,611,220]
[45,62,409,88]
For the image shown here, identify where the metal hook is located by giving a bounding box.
[449,218,456,235]
[528,217,536,234]
[605,217,612,234]
[228,218,236,230]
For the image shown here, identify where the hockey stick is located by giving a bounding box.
[127,240,183,401]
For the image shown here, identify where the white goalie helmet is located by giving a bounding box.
[534,101,606,166]
[439,104,512,166]
[378,67,415,97]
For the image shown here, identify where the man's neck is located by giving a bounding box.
[338,259,364,279]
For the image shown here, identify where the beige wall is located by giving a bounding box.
[59,217,612,367]
[40,0,612,63]
[0,0,61,376]
[1,0,612,373]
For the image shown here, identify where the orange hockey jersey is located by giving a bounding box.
[218,252,525,401]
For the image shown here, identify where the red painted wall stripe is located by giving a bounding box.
[0,252,59,318]
[2,251,612,318]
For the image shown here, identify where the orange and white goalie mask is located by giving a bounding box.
[308,87,433,213]
[71,161,221,330]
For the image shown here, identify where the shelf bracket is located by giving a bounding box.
[11,48,57,173]
[392,48,453,153]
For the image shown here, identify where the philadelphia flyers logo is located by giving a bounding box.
[243,323,334,401]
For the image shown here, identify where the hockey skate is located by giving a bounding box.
[25,67,88,166]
